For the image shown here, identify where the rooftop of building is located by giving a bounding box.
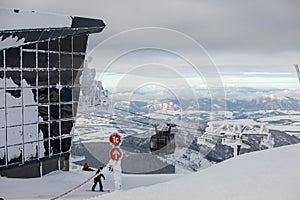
[0,9,105,50]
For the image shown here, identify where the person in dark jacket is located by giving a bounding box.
[92,167,106,191]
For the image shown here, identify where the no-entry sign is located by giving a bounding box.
[109,133,122,146]
[110,147,123,161]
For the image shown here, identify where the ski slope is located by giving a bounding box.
[0,163,179,199]
[92,144,300,200]
[1,144,300,200]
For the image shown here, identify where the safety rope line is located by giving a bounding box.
[50,170,103,200]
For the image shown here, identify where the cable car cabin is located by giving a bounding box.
[149,123,176,155]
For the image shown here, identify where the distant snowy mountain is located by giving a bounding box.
[227,95,300,111]
[121,95,300,114]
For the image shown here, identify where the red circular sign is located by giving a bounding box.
[110,147,123,161]
[109,133,122,146]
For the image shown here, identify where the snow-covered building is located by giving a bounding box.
[0,9,105,177]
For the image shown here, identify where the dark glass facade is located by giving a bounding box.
[0,15,105,177]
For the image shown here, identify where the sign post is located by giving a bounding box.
[109,133,123,190]
[110,147,123,161]
[109,133,122,146]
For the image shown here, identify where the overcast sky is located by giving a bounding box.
[2,0,300,62]
[1,0,300,94]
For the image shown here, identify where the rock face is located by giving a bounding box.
[78,66,111,114]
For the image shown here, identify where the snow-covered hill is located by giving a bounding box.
[92,144,300,200]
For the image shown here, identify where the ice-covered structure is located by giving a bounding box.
[78,63,111,114]
[0,9,105,177]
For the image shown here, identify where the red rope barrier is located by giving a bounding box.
[50,170,103,200]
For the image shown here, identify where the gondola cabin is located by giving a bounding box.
[149,123,176,155]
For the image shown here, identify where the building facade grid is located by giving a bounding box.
[0,34,88,167]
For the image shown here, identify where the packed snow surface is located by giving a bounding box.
[92,144,300,200]
[1,144,300,200]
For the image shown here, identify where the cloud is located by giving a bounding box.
[2,0,299,52]
[2,0,300,88]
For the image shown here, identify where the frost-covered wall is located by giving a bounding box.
[0,9,105,170]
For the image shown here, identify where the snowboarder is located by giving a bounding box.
[92,167,106,191]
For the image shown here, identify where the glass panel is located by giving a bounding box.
[0,50,4,67]
[38,41,48,51]
[60,54,72,69]
[38,88,48,103]
[0,128,5,166]
[0,71,4,84]
[7,145,22,165]
[50,139,60,155]
[50,121,60,137]
[0,127,5,147]
[61,104,72,119]
[73,70,82,85]
[61,137,71,152]
[73,55,85,69]
[6,71,21,87]
[23,43,36,50]
[73,34,88,52]
[73,102,78,117]
[38,105,48,122]
[22,70,37,87]
[61,87,72,102]
[73,87,80,102]
[50,105,59,120]
[38,139,47,158]
[50,87,59,103]
[38,53,48,68]
[6,89,22,107]
[0,110,4,128]
[24,142,38,161]
[49,53,59,68]
[24,124,38,143]
[0,89,4,108]
[22,52,36,68]
[60,70,72,85]
[49,39,59,51]
[39,123,49,139]
[38,70,48,86]
[23,88,38,105]
[49,70,59,85]
[0,147,5,166]
[24,106,38,124]
[61,120,73,135]
[7,107,22,127]
[38,123,49,157]
[7,126,22,145]
[6,48,20,68]
[60,37,72,52]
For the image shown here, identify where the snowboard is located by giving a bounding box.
[86,189,110,192]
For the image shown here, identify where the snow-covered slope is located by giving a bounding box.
[1,144,300,200]
[92,144,300,200]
